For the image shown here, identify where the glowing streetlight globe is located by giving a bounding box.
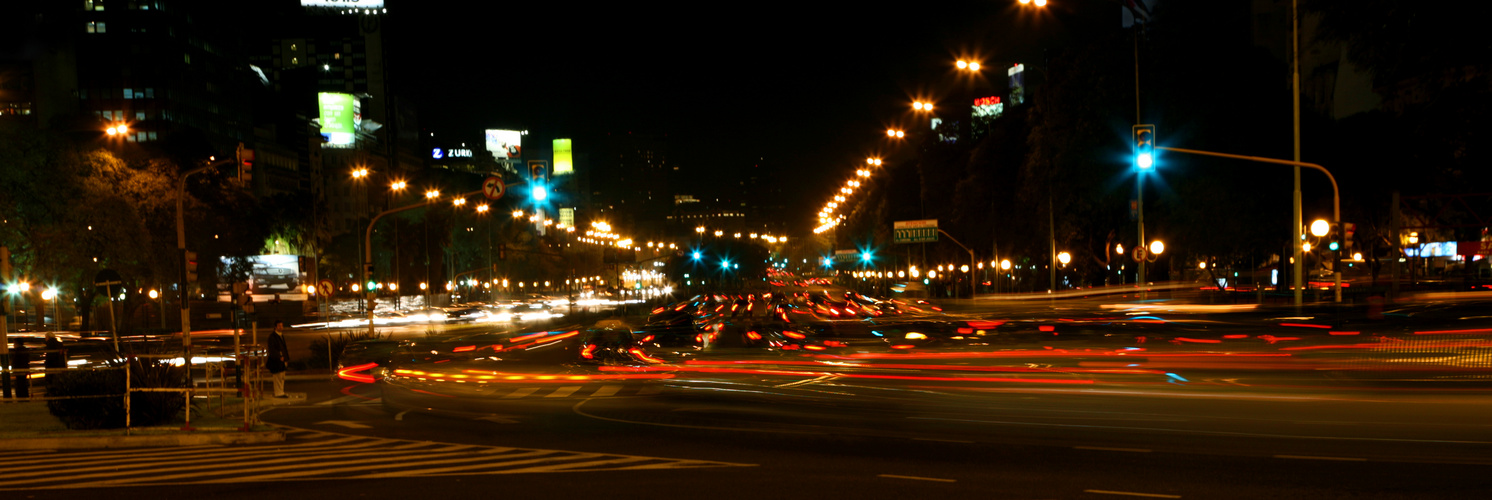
[1310,219,1330,237]
[1149,240,1166,256]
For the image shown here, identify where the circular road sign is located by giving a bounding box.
[319,279,334,295]
[483,176,506,200]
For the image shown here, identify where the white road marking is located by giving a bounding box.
[547,386,582,398]
[1274,454,1367,462]
[1084,489,1180,498]
[315,394,366,406]
[504,387,540,399]
[877,474,957,483]
[394,410,412,421]
[591,385,622,397]
[314,420,371,429]
[1075,446,1153,453]
[637,385,662,395]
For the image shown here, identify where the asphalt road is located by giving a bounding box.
[11,293,1492,499]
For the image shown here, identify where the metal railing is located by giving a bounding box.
[2,347,267,433]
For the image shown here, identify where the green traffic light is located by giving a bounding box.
[1328,241,1339,251]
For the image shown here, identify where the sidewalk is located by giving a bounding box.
[0,396,285,451]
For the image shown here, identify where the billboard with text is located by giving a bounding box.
[485,129,523,160]
[318,92,357,148]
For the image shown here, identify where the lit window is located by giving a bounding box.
[135,111,145,120]
[86,22,106,33]
[123,88,133,99]
[148,131,157,140]
[291,57,297,65]
[290,44,297,51]
[144,88,154,98]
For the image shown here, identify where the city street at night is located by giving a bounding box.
[5,1,1492,499]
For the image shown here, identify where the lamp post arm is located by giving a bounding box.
[937,229,978,298]
[364,189,482,336]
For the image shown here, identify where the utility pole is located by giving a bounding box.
[1291,0,1305,308]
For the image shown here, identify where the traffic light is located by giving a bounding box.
[184,250,199,282]
[529,160,549,202]
[1132,124,1155,169]
[498,243,507,261]
[1342,222,1356,251]
[236,143,255,184]
[1327,222,1342,252]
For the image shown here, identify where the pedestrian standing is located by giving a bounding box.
[11,339,30,399]
[44,333,66,386]
[267,321,290,398]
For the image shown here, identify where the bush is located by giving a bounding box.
[46,357,186,429]
[307,330,388,369]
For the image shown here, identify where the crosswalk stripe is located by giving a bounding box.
[265,450,572,480]
[0,424,754,490]
[0,436,383,469]
[200,448,543,483]
[503,387,540,399]
[43,445,497,489]
[637,385,662,395]
[502,456,656,473]
[0,442,463,486]
[591,385,622,397]
[547,386,582,398]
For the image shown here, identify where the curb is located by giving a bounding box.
[0,430,286,451]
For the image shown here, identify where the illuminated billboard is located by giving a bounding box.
[485,129,522,160]
[971,96,1003,139]
[318,92,357,148]
[219,255,303,293]
[553,138,574,175]
[1008,64,1026,106]
[301,1,385,7]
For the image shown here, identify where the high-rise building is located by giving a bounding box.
[6,2,258,150]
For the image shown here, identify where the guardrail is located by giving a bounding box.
[2,348,267,433]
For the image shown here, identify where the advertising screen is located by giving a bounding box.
[559,207,575,228]
[485,129,522,159]
[971,96,1004,139]
[1008,64,1026,106]
[553,138,574,175]
[301,1,385,7]
[220,255,303,294]
[318,92,357,148]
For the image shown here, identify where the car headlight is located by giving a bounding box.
[904,332,927,340]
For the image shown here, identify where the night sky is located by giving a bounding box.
[385,1,1121,231]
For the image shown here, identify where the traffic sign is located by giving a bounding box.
[482,176,505,200]
[893,219,938,244]
[833,249,859,263]
[319,279,334,295]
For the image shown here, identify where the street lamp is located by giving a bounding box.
[1149,240,1166,256]
[886,129,905,138]
[351,168,369,179]
[424,189,440,200]
[912,101,933,112]
[956,60,981,71]
[1310,219,1330,238]
[1057,252,1072,266]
